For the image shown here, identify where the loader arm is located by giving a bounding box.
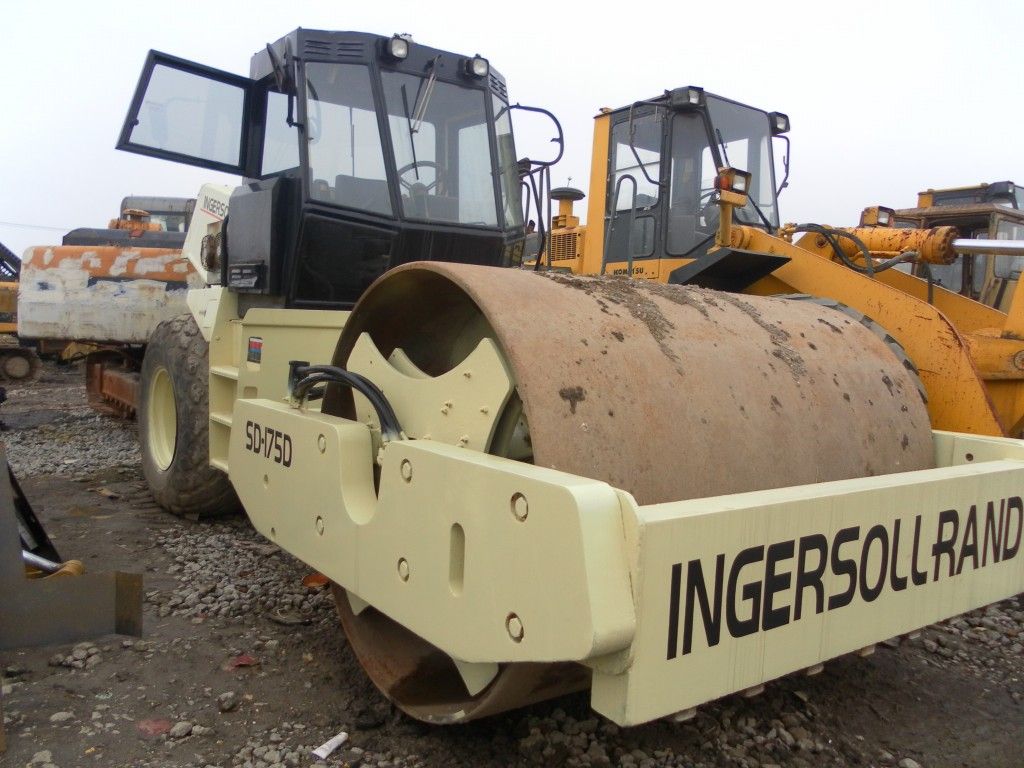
[717,226,1008,436]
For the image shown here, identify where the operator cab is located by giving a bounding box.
[117,29,525,308]
[603,87,788,278]
[923,181,1023,210]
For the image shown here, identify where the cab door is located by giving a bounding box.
[603,109,664,278]
[117,50,260,176]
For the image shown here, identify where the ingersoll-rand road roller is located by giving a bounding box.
[116,30,1024,725]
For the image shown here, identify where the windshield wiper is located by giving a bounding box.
[399,83,421,180]
[398,58,440,182]
[715,128,731,167]
[410,58,439,135]
[742,195,774,230]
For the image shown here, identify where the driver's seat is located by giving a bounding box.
[335,175,391,216]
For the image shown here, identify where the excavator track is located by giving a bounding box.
[321,263,934,722]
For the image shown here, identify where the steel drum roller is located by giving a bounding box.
[323,263,935,722]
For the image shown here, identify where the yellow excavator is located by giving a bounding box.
[0,245,40,382]
[113,34,1022,726]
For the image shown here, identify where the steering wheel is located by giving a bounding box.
[734,201,761,225]
[396,160,442,194]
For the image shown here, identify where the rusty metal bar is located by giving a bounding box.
[85,353,140,418]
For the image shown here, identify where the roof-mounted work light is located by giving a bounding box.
[768,111,790,135]
[382,35,410,61]
[464,55,489,78]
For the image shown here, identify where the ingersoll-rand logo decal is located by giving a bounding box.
[666,497,1023,658]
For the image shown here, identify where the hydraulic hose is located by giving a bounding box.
[290,363,403,441]
[792,223,912,276]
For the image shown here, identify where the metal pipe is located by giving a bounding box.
[22,549,62,574]
[953,238,1024,256]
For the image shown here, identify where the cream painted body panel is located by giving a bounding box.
[592,432,1024,724]
[230,403,636,665]
[183,183,232,286]
[205,297,348,473]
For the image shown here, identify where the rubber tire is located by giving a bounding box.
[139,314,238,518]
[0,349,40,381]
[782,293,928,404]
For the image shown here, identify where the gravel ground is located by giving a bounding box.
[0,364,1021,768]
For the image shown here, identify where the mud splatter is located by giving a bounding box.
[558,386,586,415]
[639,280,712,320]
[817,318,843,334]
[611,330,624,342]
[717,293,807,378]
[541,272,682,366]
[881,374,895,396]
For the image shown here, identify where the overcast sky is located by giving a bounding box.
[2,1,1020,257]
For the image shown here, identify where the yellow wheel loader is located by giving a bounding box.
[862,181,1024,311]
[544,88,1024,440]
[117,35,1023,725]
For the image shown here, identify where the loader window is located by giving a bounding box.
[705,96,779,229]
[610,115,661,211]
[382,71,499,226]
[667,112,714,255]
[994,219,1024,278]
[305,63,392,216]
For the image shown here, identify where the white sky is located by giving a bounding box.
[2,0,1020,256]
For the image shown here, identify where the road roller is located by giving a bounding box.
[115,31,1024,724]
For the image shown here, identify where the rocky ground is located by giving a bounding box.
[0,364,1021,768]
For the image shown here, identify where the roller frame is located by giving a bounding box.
[229,387,1024,725]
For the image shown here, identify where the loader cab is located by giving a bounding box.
[922,181,1023,210]
[893,183,1024,309]
[117,29,525,309]
[599,88,785,276]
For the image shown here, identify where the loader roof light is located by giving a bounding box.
[383,35,410,61]
[668,86,705,109]
[715,167,752,195]
[464,55,489,78]
[859,205,896,227]
[769,111,790,135]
